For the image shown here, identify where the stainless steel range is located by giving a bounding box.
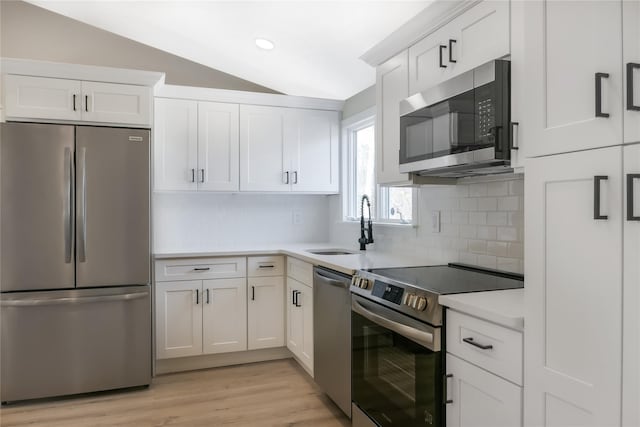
[350,263,523,427]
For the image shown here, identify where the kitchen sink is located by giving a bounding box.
[306,249,358,256]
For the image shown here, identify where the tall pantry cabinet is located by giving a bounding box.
[522,1,640,426]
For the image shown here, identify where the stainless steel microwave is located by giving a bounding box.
[399,60,512,178]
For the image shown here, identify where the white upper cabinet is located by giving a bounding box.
[197,102,240,191]
[4,75,151,126]
[624,0,640,144]
[4,75,81,121]
[154,98,198,191]
[240,104,291,192]
[408,1,510,95]
[240,104,339,193]
[525,146,624,427]
[376,50,411,185]
[521,0,623,157]
[154,98,240,192]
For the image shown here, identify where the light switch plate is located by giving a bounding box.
[431,211,440,233]
[292,209,303,225]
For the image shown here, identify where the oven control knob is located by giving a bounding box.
[351,276,358,287]
[405,293,417,307]
[357,277,364,288]
[402,292,411,306]
[359,278,368,289]
[416,297,427,311]
[363,279,372,290]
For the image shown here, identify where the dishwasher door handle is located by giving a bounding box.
[314,271,350,288]
[352,298,436,349]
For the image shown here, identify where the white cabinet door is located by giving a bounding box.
[81,81,151,126]
[624,0,640,144]
[197,101,240,191]
[286,278,303,357]
[291,109,340,193]
[155,280,202,359]
[376,50,411,185]
[623,143,640,427]
[154,98,198,191]
[408,1,510,96]
[525,146,623,426]
[202,278,247,354]
[523,1,623,157]
[247,276,285,350]
[446,354,522,427]
[4,75,81,121]
[239,104,291,192]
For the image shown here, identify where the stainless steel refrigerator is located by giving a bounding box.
[0,122,151,403]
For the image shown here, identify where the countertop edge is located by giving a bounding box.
[439,290,524,331]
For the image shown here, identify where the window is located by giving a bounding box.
[343,110,416,224]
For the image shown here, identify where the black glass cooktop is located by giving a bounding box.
[366,263,523,295]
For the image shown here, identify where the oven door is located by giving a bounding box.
[351,294,443,427]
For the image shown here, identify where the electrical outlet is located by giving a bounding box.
[431,211,440,233]
[292,209,303,225]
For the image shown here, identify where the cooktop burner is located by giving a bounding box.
[366,264,524,295]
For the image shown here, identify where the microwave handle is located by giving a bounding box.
[510,122,519,150]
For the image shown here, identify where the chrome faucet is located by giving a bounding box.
[359,195,374,250]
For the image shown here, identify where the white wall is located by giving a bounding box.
[153,193,331,253]
[329,175,525,273]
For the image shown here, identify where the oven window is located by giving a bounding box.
[352,310,442,427]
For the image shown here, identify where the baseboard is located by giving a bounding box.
[154,347,293,375]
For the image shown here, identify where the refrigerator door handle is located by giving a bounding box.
[64,147,74,263]
[0,292,148,307]
[77,146,87,262]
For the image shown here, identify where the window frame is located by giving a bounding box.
[341,108,418,226]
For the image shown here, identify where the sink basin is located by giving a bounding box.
[306,249,358,256]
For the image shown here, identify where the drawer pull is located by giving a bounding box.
[444,374,453,404]
[193,267,210,271]
[258,264,275,269]
[462,337,493,350]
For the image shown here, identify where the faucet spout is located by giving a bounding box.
[358,195,374,250]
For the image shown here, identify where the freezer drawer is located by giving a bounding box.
[0,285,151,403]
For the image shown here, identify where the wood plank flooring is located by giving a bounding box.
[0,359,351,427]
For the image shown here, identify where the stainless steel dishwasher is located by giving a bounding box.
[313,266,352,418]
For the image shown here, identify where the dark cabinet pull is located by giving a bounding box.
[251,286,255,301]
[448,39,457,63]
[193,267,210,271]
[439,45,447,68]
[293,171,298,184]
[73,94,77,111]
[294,290,301,307]
[206,288,210,304]
[292,290,297,306]
[627,63,640,111]
[509,122,520,150]
[462,337,493,350]
[199,169,205,183]
[595,73,610,118]
[258,264,275,269]
[191,168,195,183]
[195,289,199,305]
[594,175,609,220]
[628,174,640,221]
[444,374,453,404]
[85,95,89,112]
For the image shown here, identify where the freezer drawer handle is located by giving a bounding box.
[628,174,640,221]
[462,337,493,350]
[0,292,148,307]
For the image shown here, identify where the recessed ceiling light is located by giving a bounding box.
[255,38,275,50]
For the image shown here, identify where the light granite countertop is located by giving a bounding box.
[154,243,438,275]
[439,288,524,331]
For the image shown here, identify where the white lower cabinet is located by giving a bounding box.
[446,309,523,427]
[202,278,247,354]
[446,354,522,427]
[286,259,314,376]
[248,276,285,350]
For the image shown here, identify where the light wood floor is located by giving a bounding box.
[0,359,351,427]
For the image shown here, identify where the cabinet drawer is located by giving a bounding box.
[446,310,523,385]
[247,256,284,277]
[155,257,246,282]
[286,257,313,286]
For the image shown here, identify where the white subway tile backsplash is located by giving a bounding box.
[452,211,469,225]
[459,225,478,238]
[498,196,520,211]
[459,198,479,211]
[487,181,509,196]
[477,255,498,269]
[477,225,497,240]
[469,212,487,225]
[497,227,518,242]
[497,257,523,273]
[508,242,524,258]
[487,241,509,257]
[478,197,498,211]
[469,240,488,254]
[487,211,508,225]
[458,252,478,265]
[509,179,525,196]
[470,183,488,197]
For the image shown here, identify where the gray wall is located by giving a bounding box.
[342,85,376,119]
[0,1,278,93]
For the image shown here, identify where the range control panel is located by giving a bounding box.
[372,281,403,304]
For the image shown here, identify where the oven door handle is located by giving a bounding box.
[352,299,435,349]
